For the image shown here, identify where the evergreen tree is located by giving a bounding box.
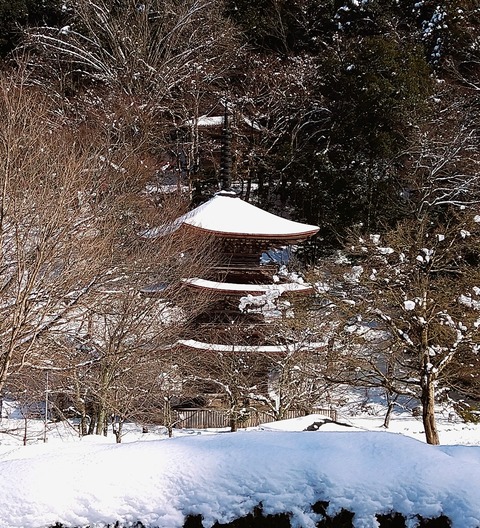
[270,36,432,249]
[0,0,65,56]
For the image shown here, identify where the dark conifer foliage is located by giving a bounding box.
[224,0,310,53]
[0,0,65,56]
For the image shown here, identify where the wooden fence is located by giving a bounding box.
[173,407,337,429]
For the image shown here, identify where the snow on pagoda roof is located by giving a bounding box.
[143,192,319,240]
[182,277,313,295]
[187,115,224,127]
[185,114,262,131]
[177,339,326,354]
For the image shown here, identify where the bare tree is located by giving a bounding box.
[23,0,242,98]
[325,324,420,429]
[316,91,480,444]
[247,347,327,422]
[0,71,120,398]
[326,211,480,445]
[232,52,330,202]
[0,68,217,431]
[189,340,266,432]
[40,211,216,439]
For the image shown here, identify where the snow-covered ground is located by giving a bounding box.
[0,407,479,528]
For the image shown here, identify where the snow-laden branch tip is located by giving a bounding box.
[459,294,480,311]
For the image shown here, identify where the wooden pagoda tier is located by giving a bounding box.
[144,190,319,268]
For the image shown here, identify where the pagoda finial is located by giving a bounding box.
[220,100,232,191]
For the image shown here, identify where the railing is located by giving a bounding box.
[173,407,337,429]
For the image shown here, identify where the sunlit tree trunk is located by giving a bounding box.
[382,391,398,429]
[421,372,439,445]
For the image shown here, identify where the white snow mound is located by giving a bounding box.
[0,430,479,528]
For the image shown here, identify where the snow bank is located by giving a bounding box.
[0,429,479,528]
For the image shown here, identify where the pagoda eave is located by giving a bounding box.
[182,278,314,296]
[183,223,319,244]
[177,339,326,354]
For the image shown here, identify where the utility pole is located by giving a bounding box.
[43,371,49,443]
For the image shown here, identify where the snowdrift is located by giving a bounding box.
[0,429,479,528]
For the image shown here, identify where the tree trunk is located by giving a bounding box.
[23,415,28,446]
[112,417,123,443]
[87,412,96,435]
[245,177,252,202]
[421,373,440,445]
[95,405,108,436]
[419,315,440,445]
[275,405,285,421]
[80,412,88,437]
[164,398,174,438]
[77,398,89,437]
[383,393,397,429]
[96,370,109,436]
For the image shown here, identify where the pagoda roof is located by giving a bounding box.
[177,339,326,354]
[143,192,319,241]
[182,277,313,295]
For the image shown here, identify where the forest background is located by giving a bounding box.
[0,0,479,445]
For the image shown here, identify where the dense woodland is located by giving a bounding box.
[0,0,480,445]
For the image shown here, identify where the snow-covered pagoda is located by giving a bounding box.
[151,190,320,352]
